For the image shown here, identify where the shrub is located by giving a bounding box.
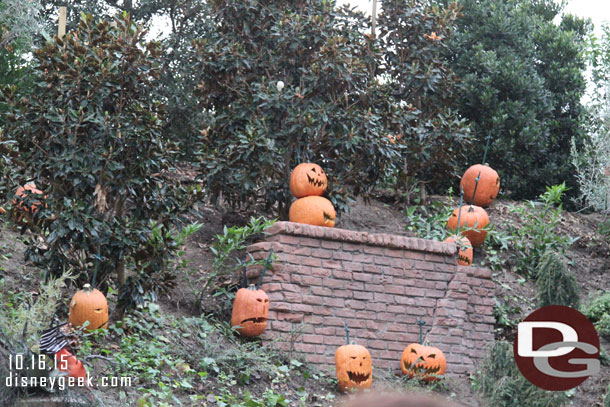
[507,184,577,277]
[378,0,471,195]
[1,13,200,310]
[472,341,569,407]
[193,0,412,217]
[445,0,590,201]
[535,251,579,308]
[582,291,610,337]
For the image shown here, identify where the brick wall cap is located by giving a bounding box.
[265,222,455,255]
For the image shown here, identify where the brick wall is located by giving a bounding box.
[246,221,495,377]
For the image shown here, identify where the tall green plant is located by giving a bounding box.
[1,13,199,310]
[444,0,590,201]
[535,251,579,308]
[378,0,471,195]
[473,341,569,407]
[507,183,577,276]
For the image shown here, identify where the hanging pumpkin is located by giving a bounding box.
[230,284,269,337]
[13,183,46,215]
[460,164,500,207]
[289,195,336,227]
[69,284,109,331]
[400,343,447,382]
[289,163,328,198]
[444,235,473,266]
[446,205,489,247]
[335,343,373,391]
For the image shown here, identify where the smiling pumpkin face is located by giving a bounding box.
[335,344,373,391]
[400,343,446,381]
[289,196,336,227]
[290,163,328,198]
[230,285,269,337]
[68,284,108,331]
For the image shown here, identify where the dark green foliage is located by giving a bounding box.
[1,14,199,310]
[582,291,610,337]
[472,341,569,407]
[378,0,471,192]
[445,0,590,201]
[535,251,579,308]
[507,184,577,277]
[193,0,406,217]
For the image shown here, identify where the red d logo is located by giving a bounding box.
[513,305,600,391]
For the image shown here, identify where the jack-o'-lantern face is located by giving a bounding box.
[230,285,269,337]
[444,235,473,266]
[68,284,109,331]
[335,344,373,391]
[400,343,446,381]
[289,196,336,227]
[290,163,328,198]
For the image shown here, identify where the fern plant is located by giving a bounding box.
[472,341,569,407]
[535,251,579,309]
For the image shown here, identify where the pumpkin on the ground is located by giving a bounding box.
[400,343,446,381]
[290,163,328,198]
[444,235,473,266]
[461,164,500,207]
[289,195,336,227]
[335,343,373,391]
[231,284,269,337]
[446,205,489,247]
[69,284,109,331]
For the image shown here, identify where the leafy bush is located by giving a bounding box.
[405,200,454,241]
[1,13,200,310]
[506,184,577,277]
[472,341,569,407]
[582,291,610,337]
[378,0,471,194]
[193,0,411,217]
[186,216,276,311]
[535,251,579,308]
[445,0,590,201]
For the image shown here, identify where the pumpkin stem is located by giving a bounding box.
[417,317,426,345]
[83,283,93,293]
[247,284,257,291]
[256,249,274,290]
[344,322,350,345]
[470,171,481,204]
[482,134,492,164]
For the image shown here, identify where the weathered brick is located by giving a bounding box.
[321,240,342,250]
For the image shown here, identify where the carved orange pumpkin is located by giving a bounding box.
[13,183,46,215]
[69,284,109,331]
[289,196,336,227]
[461,164,500,207]
[446,205,489,247]
[230,284,269,337]
[400,343,446,381]
[335,344,373,391]
[290,163,328,198]
[444,235,473,266]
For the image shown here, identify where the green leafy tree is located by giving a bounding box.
[377,0,471,197]
[1,14,199,311]
[444,0,590,201]
[193,0,404,217]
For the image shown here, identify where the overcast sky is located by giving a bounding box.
[337,0,609,37]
